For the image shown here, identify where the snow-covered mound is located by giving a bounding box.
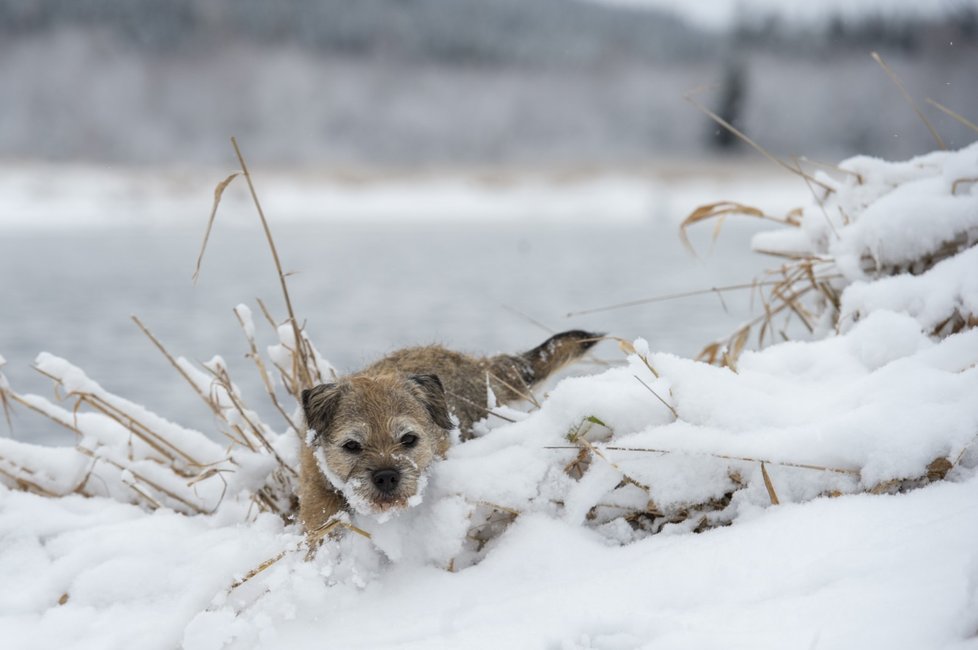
[3,473,978,649]
[1,143,978,649]
[752,141,978,339]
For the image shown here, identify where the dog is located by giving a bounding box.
[297,330,601,533]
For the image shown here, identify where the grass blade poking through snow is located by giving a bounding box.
[633,375,677,419]
[871,52,946,151]
[192,172,240,284]
[760,462,780,505]
[684,89,833,194]
[0,355,12,430]
[230,137,314,391]
[679,201,800,256]
[925,99,978,135]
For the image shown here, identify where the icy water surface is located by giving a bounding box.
[1,220,769,444]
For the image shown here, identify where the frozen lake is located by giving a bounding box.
[0,171,789,445]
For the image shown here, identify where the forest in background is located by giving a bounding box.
[1,0,976,165]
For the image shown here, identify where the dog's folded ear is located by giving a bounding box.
[301,382,345,436]
[406,374,454,430]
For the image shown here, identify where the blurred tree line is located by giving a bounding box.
[2,0,973,66]
[0,0,975,164]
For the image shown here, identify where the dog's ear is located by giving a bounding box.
[406,374,453,430]
[301,383,345,436]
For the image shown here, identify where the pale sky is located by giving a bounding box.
[587,0,970,31]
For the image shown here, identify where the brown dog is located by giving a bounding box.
[298,330,601,533]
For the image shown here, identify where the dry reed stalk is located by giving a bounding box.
[303,517,373,559]
[0,457,60,497]
[487,370,541,409]
[138,309,301,482]
[200,364,297,476]
[3,359,234,513]
[769,268,816,333]
[793,159,842,242]
[193,139,319,400]
[132,316,228,423]
[511,365,548,405]
[563,446,592,479]
[30,362,209,470]
[952,178,978,195]
[2,388,82,439]
[633,375,678,419]
[575,437,651,492]
[193,172,241,283]
[871,52,946,150]
[232,307,297,429]
[760,462,780,505]
[446,389,518,424]
[679,201,800,256]
[465,503,521,553]
[0,363,11,430]
[567,281,784,318]
[263,328,316,406]
[74,394,199,469]
[1,139,328,522]
[122,479,165,510]
[953,431,978,468]
[230,137,314,391]
[74,446,213,514]
[545,444,861,477]
[228,550,288,591]
[694,262,841,367]
[614,337,660,378]
[925,99,978,134]
[255,297,280,330]
[564,415,610,446]
[0,393,10,430]
[502,305,555,335]
[684,91,833,193]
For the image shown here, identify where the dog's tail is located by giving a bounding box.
[490,330,603,394]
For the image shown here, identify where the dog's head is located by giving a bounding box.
[301,373,453,516]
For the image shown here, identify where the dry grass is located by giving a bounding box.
[553,64,978,534]
[0,138,323,520]
[679,201,801,256]
[677,55,978,369]
[871,51,946,150]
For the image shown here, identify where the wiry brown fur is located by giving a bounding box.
[298,330,601,534]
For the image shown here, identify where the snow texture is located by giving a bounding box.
[752,141,978,338]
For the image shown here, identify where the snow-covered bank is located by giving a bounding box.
[2,472,977,650]
[2,142,978,649]
[0,162,799,228]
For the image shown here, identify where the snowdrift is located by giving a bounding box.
[1,143,977,649]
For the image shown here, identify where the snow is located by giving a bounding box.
[840,245,978,334]
[234,304,256,341]
[2,143,978,648]
[0,163,801,230]
[2,475,977,649]
[754,142,978,283]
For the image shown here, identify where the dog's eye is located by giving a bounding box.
[400,433,419,448]
[341,440,363,453]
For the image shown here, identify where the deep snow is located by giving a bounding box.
[1,473,977,650]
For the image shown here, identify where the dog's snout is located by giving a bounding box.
[371,468,401,494]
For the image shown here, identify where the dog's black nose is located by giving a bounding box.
[371,469,401,494]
